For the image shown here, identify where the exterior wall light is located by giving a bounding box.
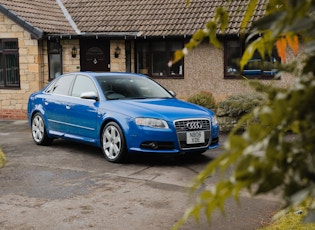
[71,46,77,58]
[114,46,121,58]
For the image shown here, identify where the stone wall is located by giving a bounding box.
[157,41,296,101]
[39,39,80,87]
[0,13,81,120]
[0,14,41,119]
[110,40,126,72]
[60,39,81,77]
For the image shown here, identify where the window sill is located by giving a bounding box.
[150,75,184,79]
[0,86,21,89]
[224,75,280,80]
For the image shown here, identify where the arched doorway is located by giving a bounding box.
[80,39,110,72]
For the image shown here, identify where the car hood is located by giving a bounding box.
[104,98,214,121]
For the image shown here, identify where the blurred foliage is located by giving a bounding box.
[217,92,267,117]
[261,204,315,230]
[187,91,217,110]
[0,147,6,168]
[172,0,315,229]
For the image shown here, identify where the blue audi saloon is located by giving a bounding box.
[27,72,220,162]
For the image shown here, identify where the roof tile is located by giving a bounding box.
[0,0,75,34]
[1,0,266,37]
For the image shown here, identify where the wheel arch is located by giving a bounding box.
[30,109,51,137]
[100,118,130,162]
[29,107,45,125]
[99,117,130,149]
[30,110,54,145]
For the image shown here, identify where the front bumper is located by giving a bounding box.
[126,118,220,154]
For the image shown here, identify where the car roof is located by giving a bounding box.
[68,72,148,78]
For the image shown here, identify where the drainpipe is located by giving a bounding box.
[38,39,45,89]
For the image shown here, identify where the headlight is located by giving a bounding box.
[211,115,218,126]
[135,118,169,129]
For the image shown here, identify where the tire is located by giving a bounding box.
[31,113,53,145]
[101,122,126,163]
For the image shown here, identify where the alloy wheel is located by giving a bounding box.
[102,122,125,162]
[32,114,45,143]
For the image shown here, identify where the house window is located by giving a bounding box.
[224,39,280,79]
[0,39,20,88]
[48,41,62,80]
[136,40,184,78]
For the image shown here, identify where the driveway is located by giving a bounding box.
[0,120,280,229]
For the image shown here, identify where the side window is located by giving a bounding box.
[224,40,241,77]
[71,75,97,97]
[44,81,56,94]
[151,41,166,76]
[224,38,280,79]
[169,42,184,76]
[137,42,149,75]
[0,39,20,89]
[136,40,184,79]
[48,41,62,80]
[52,74,75,95]
[243,49,279,77]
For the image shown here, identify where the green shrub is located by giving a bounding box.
[187,91,217,110]
[217,93,267,117]
[216,93,267,132]
[0,147,6,168]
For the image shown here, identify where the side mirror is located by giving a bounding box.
[169,90,176,97]
[80,91,99,101]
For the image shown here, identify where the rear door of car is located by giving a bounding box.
[44,74,76,135]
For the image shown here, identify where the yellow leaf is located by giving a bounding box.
[168,50,184,67]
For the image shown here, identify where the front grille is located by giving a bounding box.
[174,119,210,131]
[174,119,211,150]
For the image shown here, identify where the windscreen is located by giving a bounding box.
[96,75,173,100]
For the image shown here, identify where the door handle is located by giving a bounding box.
[44,101,48,105]
[66,105,70,110]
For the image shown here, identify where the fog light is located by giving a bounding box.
[150,142,158,150]
[140,141,174,150]
[140,141,158,150]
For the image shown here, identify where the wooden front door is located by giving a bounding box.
[80,39,110,72]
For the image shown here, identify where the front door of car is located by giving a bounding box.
[63,74,99,142]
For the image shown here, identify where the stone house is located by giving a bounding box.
[0,0,294,119]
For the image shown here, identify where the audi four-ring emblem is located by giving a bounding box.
[186,121,202,130]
